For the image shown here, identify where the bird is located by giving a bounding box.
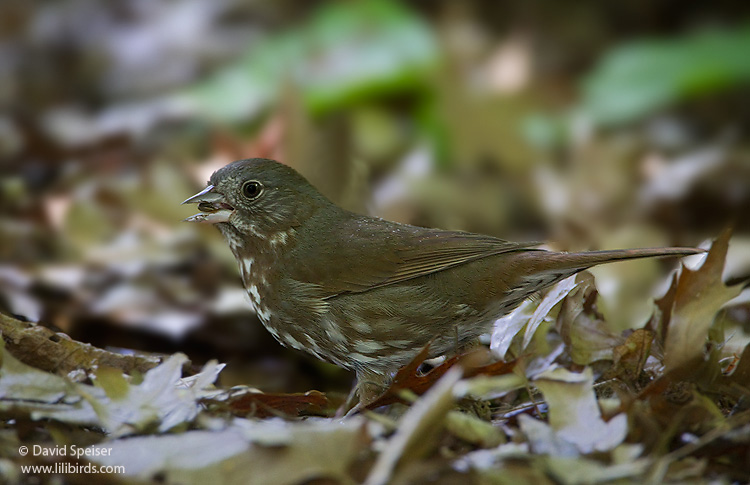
[182,158,701,402]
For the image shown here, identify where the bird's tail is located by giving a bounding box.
[520,247,704,274]
[492,246,703,315]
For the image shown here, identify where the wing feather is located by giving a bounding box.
[295,215,542,298]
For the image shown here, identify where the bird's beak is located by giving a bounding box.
[181,185,235,224]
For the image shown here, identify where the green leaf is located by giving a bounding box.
[183,0,437,122]
[445,410,505,448]
[581,26,750,125]
[94,366,129,401]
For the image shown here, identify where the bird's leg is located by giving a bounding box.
[447,325,486,364]
[336,385,360,418]
[336,368,391,416]
[356,369,390,404]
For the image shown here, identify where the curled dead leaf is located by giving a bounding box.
[556,272,624,365]
[365,344,517,410]
[663,228,742,375]
[611,328,654,384]
[207,389,331,419]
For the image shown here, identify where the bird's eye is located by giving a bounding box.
[242,181,263,200]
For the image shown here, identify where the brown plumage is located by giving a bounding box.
[183,158,701,401]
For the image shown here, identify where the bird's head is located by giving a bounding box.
[182,158,329,241]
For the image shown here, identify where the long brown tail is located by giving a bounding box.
[522,247,704,273]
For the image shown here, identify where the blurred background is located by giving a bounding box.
[1,0,749,396]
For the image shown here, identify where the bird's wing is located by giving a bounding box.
[292,215,542,298]
[370,232,538,289]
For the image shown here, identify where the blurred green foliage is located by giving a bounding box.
[582,25,750,125]
[185,0,437,122]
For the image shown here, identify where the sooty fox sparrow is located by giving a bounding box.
[183,158,700,401]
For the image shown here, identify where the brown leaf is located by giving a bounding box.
[611,328,654,383]
[638,230,743,404]
[664,228,742,375]
[645,271,678,352]
[210,389,331,419]
[556,272,624,365]
[365,344,517,410]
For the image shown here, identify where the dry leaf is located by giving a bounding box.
[664,229,742,374]
[365,368,463,485]
[208,389,331,418]
[365,344,517,409]
[531,367,628,454]
[88,417,370,485]
[611,328,654,383]
[492,275,579,359]
[557,272,624,365]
